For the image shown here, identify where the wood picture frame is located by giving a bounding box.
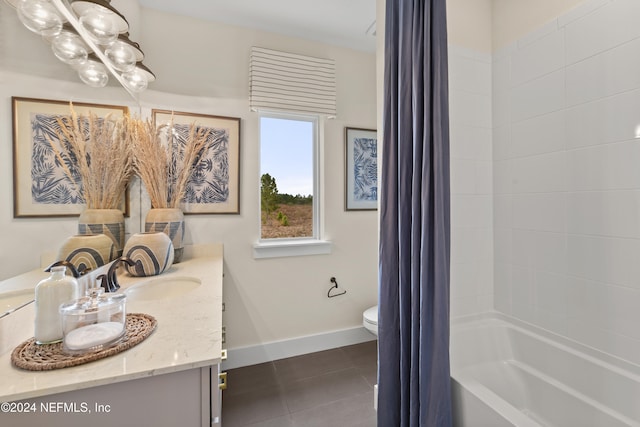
[12,97,129,218]
[152,109,241,214]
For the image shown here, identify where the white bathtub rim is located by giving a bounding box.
[451,310,640,379]
[508,359,640,427]
[452,372,544,427]
[451,311,640,426]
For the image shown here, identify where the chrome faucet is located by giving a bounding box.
[98,256,140,293]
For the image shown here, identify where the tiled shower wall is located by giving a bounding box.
[493,0,640,364]
[448,46,493,318]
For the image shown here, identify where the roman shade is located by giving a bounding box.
[249,46,336,117]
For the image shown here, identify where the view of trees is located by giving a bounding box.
[260,173,279,221]
[260,173,313,237]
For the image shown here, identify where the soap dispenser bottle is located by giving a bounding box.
[34,265,79,344]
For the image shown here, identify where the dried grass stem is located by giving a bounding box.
[44,105,133,209]
[132,117,211,208]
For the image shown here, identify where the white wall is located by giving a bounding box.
[493,0,640,364]
[447,0,493,53]
[492,0,589,51]
[449,46,494,317]
[446,0,494,317]
[0,5,378,352]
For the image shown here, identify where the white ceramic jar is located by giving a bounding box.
[34,266,79,344]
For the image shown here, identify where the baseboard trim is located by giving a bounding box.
[222,326,376,370]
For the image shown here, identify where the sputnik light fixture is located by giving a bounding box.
[5,0,155,96]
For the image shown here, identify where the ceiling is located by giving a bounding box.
[137,0,377,53]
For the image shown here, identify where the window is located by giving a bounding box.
[254,112,331,258]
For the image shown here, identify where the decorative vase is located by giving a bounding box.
[122,232,174,277]
[145,208,184,263]
[78,209,125,257]
[57,234,116,272]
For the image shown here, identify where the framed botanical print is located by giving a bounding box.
[12,97,129,218]
[152,109,241,214]
[345,127,378,211]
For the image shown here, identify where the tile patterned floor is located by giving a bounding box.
[222,340,378,427]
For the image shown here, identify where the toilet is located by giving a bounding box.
[363,305,378,336]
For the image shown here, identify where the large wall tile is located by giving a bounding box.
[534,307,567,336]
[511,230,567,274]
[493,160,512,195]
[511,110,565,158]
[567,141,640,191]
[512,193,566,233]
[492,125,511,161]
[494,195,512,229]
[494,227,512,264]
[512,29,565,86]
[494,262,512,314]
[475,161,493,194]
[452,227,493,265]
[450,89,492,128]
[565,89,640,149]
[511,151,567,193]
[566,38,640,107]
[566,190,640,238]
[567,234,640,290]
[534,271,569,314]
[557,0,610,27]
[452,195,493,229]
[510,266,535,323]
[451,158,478,195]
[564,0,640,65]
[450,125,492,161]
[511,70,565,122]
[492,56,511,128]
[449,47,493,319]
[449,53,491,95]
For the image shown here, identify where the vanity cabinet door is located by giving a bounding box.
[0,368,206,427]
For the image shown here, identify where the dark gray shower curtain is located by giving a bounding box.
[378,0,452,426]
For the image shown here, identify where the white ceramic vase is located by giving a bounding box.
[122,232,174,277]
[145,208,184,263]
[78,209,125,257]
[57,233,116,272]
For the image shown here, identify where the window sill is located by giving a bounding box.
[253,239,332,259]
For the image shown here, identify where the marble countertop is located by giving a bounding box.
[0,243,223,402]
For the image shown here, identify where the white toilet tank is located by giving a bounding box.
[363,305,378,336]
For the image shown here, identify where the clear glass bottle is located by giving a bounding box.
[34,266,79,344]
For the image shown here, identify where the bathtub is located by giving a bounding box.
[450,313,640,427]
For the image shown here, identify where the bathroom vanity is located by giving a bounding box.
[0,244,224,427]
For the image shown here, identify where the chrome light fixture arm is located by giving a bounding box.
[51,0,139,99]
[6,0,155,99]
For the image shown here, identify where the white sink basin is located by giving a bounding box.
[124,276,201,301]
[0,289,35,318]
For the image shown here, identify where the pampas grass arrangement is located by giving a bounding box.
[44,105,134,209]
[130,117,211,209]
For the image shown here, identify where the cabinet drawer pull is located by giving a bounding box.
[219,372,227,390]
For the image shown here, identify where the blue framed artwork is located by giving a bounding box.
[12,97,129,218]
[152,110,241,214]
[345,127,378,211]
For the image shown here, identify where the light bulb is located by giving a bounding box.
[50,30,88,66]
[104,40,137,72]
[77,61,109,87]
[121,68,148,93]
[78,9,119,45]
[17,0,63,37]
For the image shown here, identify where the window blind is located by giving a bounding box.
[250,47,336,117]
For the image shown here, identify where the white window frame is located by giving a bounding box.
[253,111,331,259]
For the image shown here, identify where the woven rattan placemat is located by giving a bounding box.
[11,313,157,371]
